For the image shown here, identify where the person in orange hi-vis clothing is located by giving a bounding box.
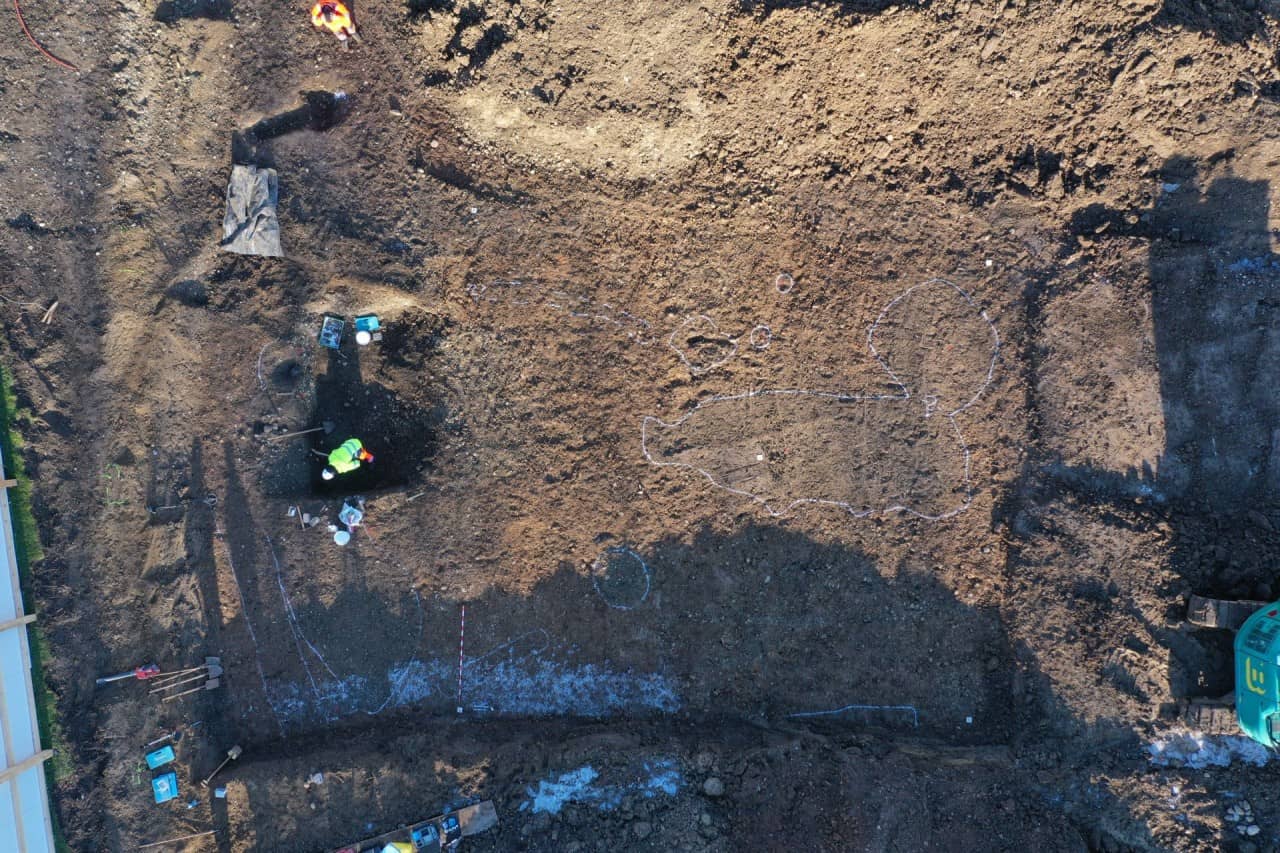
[311,1,360,47]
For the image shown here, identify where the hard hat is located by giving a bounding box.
[334,530,351,546]
[355,330,372,346]
[321,467,336,481]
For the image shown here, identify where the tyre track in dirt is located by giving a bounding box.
[0,0,122,841]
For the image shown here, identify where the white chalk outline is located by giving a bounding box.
[265,536,429,720]
[749,324,773,351]
[215,514,286,737]
[267,535,333,722]
[468,279,659,347]
[641,279,1000,521]
[464,628,554,669]
[787,703,919,727]
[591,547,652,610]
[666,314,740,376]
[469,278,768,377]
[255,340,307,399]
[366,588,426,716]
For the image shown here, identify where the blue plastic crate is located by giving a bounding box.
[152,771,179,804]
[145,745,175,769]
[319,314,345,349]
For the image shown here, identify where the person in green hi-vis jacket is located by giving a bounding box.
[322,437,374,480]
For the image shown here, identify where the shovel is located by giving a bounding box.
[201,745,242,787]
[265,420,335,442]
[95,663,160,686]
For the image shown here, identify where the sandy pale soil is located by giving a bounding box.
[5,0,1280,850]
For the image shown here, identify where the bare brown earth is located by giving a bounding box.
[6,0,1280,850]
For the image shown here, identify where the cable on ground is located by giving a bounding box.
[14,0,80,72]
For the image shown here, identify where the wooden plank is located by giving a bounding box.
[459,801,498,836]
[0,749,53,786]
[0,480,17,489]
[0,444,56,852]
[331,802,498,853]
[0,615,35,634]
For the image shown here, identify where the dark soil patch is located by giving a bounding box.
[154,0,233,24]
[302,350,443,496]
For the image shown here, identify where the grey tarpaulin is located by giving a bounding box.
[220,165,283,257]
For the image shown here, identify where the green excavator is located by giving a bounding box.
[1184,596,1280,746]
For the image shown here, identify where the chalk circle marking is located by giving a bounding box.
[775,273,795,294]
[749,325,773,351]
[667,314,738,376]
[640,278,1001,522]
[591,547,651,610]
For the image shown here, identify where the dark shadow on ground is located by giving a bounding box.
[734,0,929,16]
[220,522,1023,735]
[203,519,1155,851]
[154,0,233,24]
[231,92,350,169]
[253,332,444,499]
[1053,158,1280,711]
[1153,0,1275,45]
[406,0,454,14]
[222,439,318,733]
[306,342,443,496]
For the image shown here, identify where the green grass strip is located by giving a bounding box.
[0,363,71,852]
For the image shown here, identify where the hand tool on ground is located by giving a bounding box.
[138,830,216,849]
[201,745,242,787]
[265,420,335,442]
[146,493,217,515]
[95,663,160,686]
[148,657,223,702]
[146,728,185,748]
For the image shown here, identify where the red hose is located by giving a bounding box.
[14,0,79,72]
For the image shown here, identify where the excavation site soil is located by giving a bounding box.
[6,0,1280,850]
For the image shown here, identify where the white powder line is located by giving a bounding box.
[591,547,652,610]
[265,536,332,721]
[463,628,553,670]
[255,343,270,393]
[254,341,301,399]
[469,278,770,375]
[367,588,427,716]
[266,539,430,720]
[265,536,338,681]
[215,515,286,737]
[469,279,659,347]
[666,314,740,376]
[640,279,998,522]
[865,279,1000,418]
[787,703,920,727]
